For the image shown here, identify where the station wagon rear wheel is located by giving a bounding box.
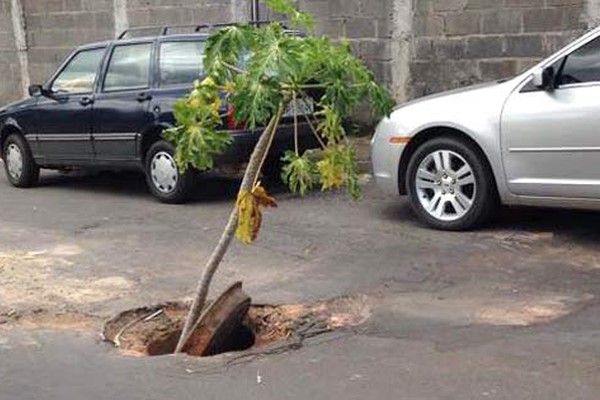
[406,137,496,230]
[151,151,178,194]
[145,140,192,204]
[2,134,39,188]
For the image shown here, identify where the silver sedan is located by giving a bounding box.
[372,26,600,230]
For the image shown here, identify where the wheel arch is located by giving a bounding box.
[139,123,172,164]
[398,126,499,197]
[0,123,26,159]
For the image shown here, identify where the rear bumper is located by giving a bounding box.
[216,121,320,165]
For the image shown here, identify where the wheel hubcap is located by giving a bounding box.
[150,151,178,194]
[415,150,476,222]
[6,144,23,180]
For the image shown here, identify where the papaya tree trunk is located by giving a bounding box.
[175,105,285,353]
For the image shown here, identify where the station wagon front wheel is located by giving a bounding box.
[145,140,193,204]
[2,134,39,188]
[406,137,496,231]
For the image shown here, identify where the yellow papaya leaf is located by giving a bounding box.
[235,184,277,245]
[317,158,344,191]
[211,98,222,116]
[201,76,216,87]
[236,189,255,245]
[190,89,201,98]
[189,98,201,108]
[224,82,236,95]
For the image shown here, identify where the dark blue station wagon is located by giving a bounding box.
[0,25,317,203]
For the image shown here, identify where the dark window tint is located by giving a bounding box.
[159,41,205,86]
[559,37,600,86]
[51,48,105,94]
[104,43,152,91]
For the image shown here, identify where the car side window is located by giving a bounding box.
[103,43,152,91]
[558,37,600,86]
[159,41,205,87]
[51,48,106,94]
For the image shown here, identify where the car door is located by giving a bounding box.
[35,47,106,162]
[501,36,600,199]
[92,41,154,161]
[150,38,207,128]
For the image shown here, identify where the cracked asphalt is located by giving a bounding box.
[1,168,600,399]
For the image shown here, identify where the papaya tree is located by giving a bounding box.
[166,0,394,353]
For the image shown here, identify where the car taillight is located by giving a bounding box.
[226,103,245,130]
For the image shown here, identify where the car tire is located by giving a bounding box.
[2,133,40,188]
[145,140,193,204]
[406,136,497,231]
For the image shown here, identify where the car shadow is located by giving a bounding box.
[36,170,290,204]
[379,200,421,226]
[38,170,149,197]
[382,200,600,246]
[486,206,600,242]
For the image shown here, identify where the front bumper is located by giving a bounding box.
[371,118,408,196]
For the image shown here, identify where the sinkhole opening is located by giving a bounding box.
[103,303,319,357]
[143,321,256,357]
[103,294,368,358]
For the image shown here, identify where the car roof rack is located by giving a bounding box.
[117,20,285,40]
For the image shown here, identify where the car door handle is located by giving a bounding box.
[137,92,152,102]
[79,96,94,106]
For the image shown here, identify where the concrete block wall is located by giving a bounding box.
[409,0,588,98]
[257,0,393,85]
[0,0,23,103]
[297,0,394,85]
[22,0,114,86]
[126,0,245,29]
[0,0,251,105]
[0,0,598,111]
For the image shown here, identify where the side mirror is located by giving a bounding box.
[532,66,555,90]
[28,84,43,97]
[28,84,55,98]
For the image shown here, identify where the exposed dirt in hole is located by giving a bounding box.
[103,296,371,357]
[101,303,186,356]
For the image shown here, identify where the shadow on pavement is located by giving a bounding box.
[36,169,290,204]
[487,206,600,244]
[381,199,600,245]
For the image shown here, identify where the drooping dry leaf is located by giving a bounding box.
[236,184,278,244]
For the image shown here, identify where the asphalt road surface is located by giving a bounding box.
[1,168,600,399]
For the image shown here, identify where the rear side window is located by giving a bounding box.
[104,43,152,91]
[159,41,205,87]
[51,48,105,94]
[559,37,600,86]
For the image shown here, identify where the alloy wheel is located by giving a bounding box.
[415,149,476,222]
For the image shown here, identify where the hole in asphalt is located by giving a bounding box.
[142,318,256,357]
[102,297,371,358]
